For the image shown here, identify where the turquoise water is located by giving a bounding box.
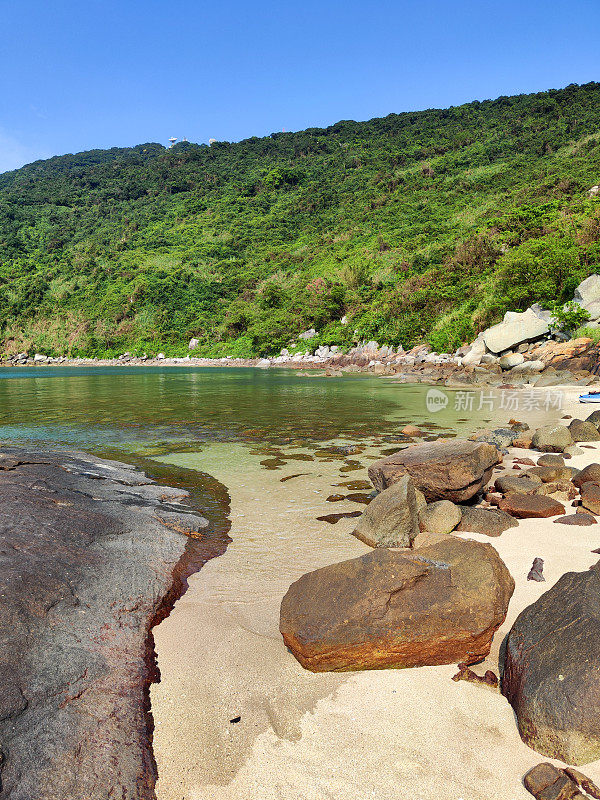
[0,366,463,452]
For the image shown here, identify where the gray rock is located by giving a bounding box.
[531,424,573,453]
[574,274,600,319]
[509,359,545,375]
[482,309,550,354]
[299,328,317,340]
[569,418,600,442]
[351,475,420,548]
[461,336,486,366]
[419,500,462,534]
[498,352,525,369]
[0,448,212,799]
[501,560,600,764]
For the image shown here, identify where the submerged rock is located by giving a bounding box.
[280,536,514,672]
[368,439,501,502]
[501,561,600,764]
[0,448,209,799]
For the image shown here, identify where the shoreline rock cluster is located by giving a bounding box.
[280,408,600,780]
[0,448,208,800]
[6,276,600,387]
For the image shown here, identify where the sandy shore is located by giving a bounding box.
[150,386,600,800]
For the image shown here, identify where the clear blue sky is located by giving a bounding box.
[0,0,599,172]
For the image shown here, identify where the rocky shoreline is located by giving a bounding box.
[0,449,216,800]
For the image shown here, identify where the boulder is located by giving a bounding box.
[368,439,501,502]
[509,360,546,375]
[534,480,578,501]
[419,500,462,534]
[532,425,573,453]
[501,561,600,764]
[456,506,519,537]
[482,309,550,355]
[461,336,486,366]
[537,454,566,467]
[574,274,600,320]
[580,483,600,515]
[585,410,600,427]
[495,474,542,495]
[573,463,600,488]
[526,465,575,482]
[280,536,514,672]
[351,476,420,548]
[299,328,317,340]
[188,337,199,350]
[498,493,566,519]
[498,352,525,370]
[569,418,600,442]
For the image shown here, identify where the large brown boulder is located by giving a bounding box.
[501,561,600,764]
[280,536,514,672]
[498,493,566,519]
[368,439,501,502]
[573,463,600,488]
[456,506,519,537]
[580,482,600,515]
[495,473,542,495]
[351,476,421,548]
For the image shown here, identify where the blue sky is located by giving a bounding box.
[0,0,599,172]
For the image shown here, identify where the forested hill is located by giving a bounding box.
[2,81,600,358]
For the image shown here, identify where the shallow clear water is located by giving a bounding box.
[0,366,474,452]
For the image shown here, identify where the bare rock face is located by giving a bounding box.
[498,493,566,519]
[280,536,514,672]
[501,561,600,764]
[368,439,501,502]
[351,476,420,548]
[456,506,518,537]
[0,448,210,799]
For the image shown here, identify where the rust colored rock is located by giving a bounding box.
[401,424,423,436]
[513,436,534,449]
[280,536,514,672]
[573,463,600,488]
[580,482,600,515]
[498,493,566,519]
[523,763,583,800]
[368,439,501,502]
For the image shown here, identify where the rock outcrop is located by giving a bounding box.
[0,448,211,800]
[351,476,421,548]
[280,536,514,672]
[368,439,501,502]
[501,561,600,764]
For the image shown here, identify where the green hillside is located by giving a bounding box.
[2,82,600,358]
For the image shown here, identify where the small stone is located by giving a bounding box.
[554,514,596,526]
[527,557,545,582]
[537,454,565,467]
[401,424,422,437]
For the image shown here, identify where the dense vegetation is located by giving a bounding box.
[2,82,600,357]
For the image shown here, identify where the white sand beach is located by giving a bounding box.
[150,385,600,800]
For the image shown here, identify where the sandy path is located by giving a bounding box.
[150,386,600,800]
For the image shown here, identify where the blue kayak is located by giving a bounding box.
[579,393,600,403]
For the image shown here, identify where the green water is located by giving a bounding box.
[0,366,471,452]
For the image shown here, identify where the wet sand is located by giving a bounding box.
[150,386,600,800]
